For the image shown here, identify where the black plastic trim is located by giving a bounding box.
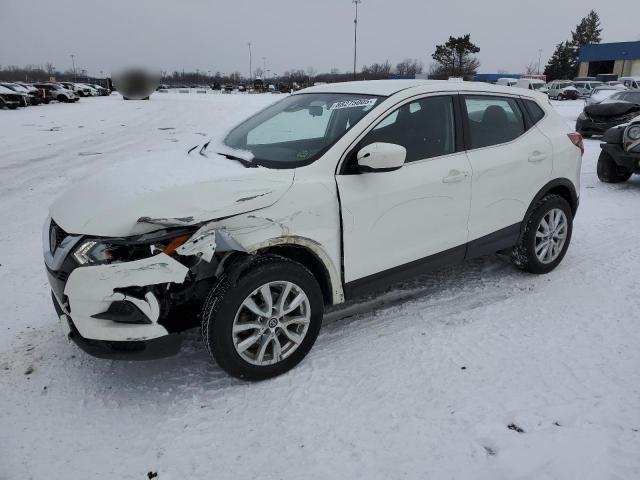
[69,328,183,361]
[525,178,579,220]
[465,223,521,259]
[91,300,151,324]
[344,245,466,300]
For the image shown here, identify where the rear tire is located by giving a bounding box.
[201,255,323,380]
[597,151,631,183]
[511,194,573,274]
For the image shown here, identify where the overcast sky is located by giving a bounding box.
[1,0,638,77]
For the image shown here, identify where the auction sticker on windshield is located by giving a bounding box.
[330,98,378,110]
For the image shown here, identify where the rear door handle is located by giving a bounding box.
[442,170,469,184]
[528,151,547,163]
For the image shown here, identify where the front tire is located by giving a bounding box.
[511,194,573,274]
[597,150,631,183]
[201,255,323,380]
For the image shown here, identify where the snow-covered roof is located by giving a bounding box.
[297,79,536,97]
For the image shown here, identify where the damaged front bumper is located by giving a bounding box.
[51,291,183,360]
[43,217,231,359]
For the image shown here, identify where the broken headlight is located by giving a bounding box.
[626,125,640,141]
[72,228,196,266]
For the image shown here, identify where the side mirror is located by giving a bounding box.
[356,142,406,172]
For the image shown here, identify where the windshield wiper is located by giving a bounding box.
[217,152,256,168]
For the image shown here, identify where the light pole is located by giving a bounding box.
[352,0,362,80]
[262,56,266,79]
[537,49,542,75]
[248,42,253,83]
[70,54,76,82]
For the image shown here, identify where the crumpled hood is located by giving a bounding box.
[50,149,294,237]
[585,102,640,118]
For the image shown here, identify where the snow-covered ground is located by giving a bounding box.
[1,93,639,480]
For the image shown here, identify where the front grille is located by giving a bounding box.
[50,220,68,252]
[51,269,69,282]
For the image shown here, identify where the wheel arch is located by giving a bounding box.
[222,236,344,306]
[525,178,579,225]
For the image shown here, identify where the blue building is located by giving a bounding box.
[578,41,640,78]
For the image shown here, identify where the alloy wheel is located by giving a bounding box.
[232,281,311,366]
[535,208,568,264]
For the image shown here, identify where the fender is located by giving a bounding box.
[521,178,579,235]
[228,235,344,305]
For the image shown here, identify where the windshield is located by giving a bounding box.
[222,93,383,168]
[532,83,546,90]
[607,92,640,104]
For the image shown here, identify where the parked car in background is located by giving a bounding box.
[573,80,604,98]
[548,81,579,100]
[4,82,48,106]
[58,82,83,96]
[596,74,619,84]
[597,115,640,183]
[34,83,79,103]
[44,80,583,379]
[13,83,50,104]
[0,85,23,109]
[515,78,548,93]
[496,78,518,87]
[585,85,626,106]
[20,83,46,105]
[81,83,100,96]
[576,90,640,137]
[88,84,110,95]
[619,77,640,89]
[0,82,32,106]
[71,83,94,97]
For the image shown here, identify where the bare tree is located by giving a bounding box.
[306,66,317,82]
[524,61,538,75]
[395,59,423,76]
[362,60,392,79]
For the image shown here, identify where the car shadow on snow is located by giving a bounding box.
[9,253,540,398]
[76,254,527,387]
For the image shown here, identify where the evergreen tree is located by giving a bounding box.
[571,10,602,47]
[569,10,602,76]
[430,34,480,79]
[544,42,575,81]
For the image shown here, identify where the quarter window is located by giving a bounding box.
[464,96,526,149]
[523,99,545,125]
[361,96,456,162]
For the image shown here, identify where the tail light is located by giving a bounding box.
[567,132,584,156]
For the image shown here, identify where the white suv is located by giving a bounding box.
[44,80,583,379]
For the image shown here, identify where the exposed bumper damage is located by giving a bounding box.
[63,254,189,342]
[46,212,343,355]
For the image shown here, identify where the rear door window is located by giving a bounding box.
[463,96,526,149]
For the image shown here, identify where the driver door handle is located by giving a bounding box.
[442,170,469,184]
